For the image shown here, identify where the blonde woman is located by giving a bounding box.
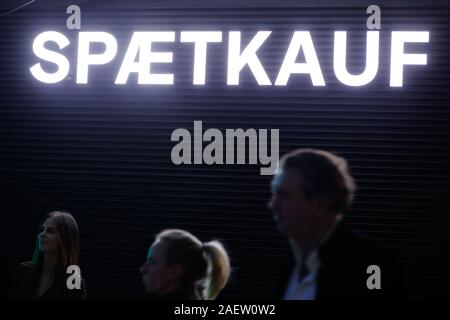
[140,229,231,300]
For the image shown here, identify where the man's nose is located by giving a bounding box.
[268,196,278,211]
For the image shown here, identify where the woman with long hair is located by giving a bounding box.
[11,211,86,299]
[140,229,231,300]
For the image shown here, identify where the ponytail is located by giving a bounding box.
[202,241,231,300]
[156,229,231,300]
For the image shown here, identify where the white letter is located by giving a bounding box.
[180,32,222,85]
[366,265,381,290]
[334,31,379,86]
[390,31,429,87]
[203,128,223,164]
[66,5,81,30]
[366,5,381,30]
[116,32,175,85]
[259,129,279,175]
[66,265,81,290]
[225,128,258,164]
[194,121,203,164]
[30,31,70,84]
[171,128,191,164]
[76,32,117,84]
[275,31,325,86]
[227,31,272,85]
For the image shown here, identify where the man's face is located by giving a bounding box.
[269,169,320,241]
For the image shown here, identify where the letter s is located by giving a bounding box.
[30,31,70,83]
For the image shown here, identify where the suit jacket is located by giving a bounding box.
[10,261,87,300]
[276,222,406,300]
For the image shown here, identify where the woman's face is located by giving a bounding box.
[139,240,179,295]
[38,217,60,253]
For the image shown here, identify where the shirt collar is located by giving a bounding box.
[289,220,341,271]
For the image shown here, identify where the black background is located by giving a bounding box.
[1,0,449,300]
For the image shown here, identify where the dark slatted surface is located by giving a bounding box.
[1,3,450,299]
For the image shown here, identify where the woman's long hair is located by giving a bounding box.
[30,211,80,294]
[156,229,231,300]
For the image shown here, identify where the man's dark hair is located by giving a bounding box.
[280,148,357,214]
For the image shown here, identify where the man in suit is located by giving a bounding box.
[269,148,404,300]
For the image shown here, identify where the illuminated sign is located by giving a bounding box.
[29,6,430,87]
[29,30,429,87]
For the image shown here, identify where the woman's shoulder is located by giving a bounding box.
[10,261,34,299]
[15,261,33,274]
[13,261,34,283]
[18,261,33,268]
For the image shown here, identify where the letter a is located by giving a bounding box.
[66,265,81,290]
[366,265,381,290]
[366,5,381,30]
[66,5,81,30]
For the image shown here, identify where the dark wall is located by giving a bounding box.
[1,2,450,299]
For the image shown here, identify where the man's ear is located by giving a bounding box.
[312,197,329,216]
[169,264,183,281]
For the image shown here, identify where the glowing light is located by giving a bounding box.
[180,31,222,85]
[390,31,429,87]
[275,31,325,86]
[334,31,379,86]
[76,32,118,84]
[29,30,430,87]
[30,31,70,83]
[115,32,175,85]
[227,31,272,85]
